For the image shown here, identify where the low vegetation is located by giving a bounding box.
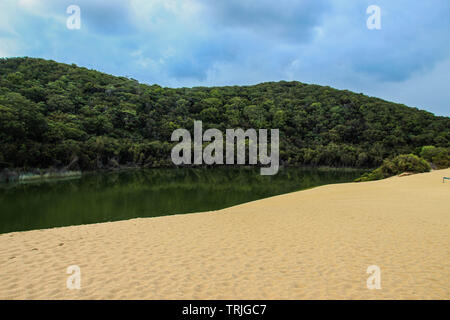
[355,154,433,181]
[419,145,450,169]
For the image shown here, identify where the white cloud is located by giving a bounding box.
[371,58,450,116]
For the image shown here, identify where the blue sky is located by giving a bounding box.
[1,0,449,116]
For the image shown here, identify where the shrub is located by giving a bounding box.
[420,146,439,161]
[356,154,431,182]
[420,146,450,169]
[432,151,450,169]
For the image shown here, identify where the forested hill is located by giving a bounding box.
[0,57,448,170]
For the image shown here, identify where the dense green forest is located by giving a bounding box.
[0,57,448,171]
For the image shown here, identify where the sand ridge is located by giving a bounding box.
[0,169,449,299]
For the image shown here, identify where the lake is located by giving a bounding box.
[0,167,364,234]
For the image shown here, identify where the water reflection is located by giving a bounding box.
[0,167,364,234]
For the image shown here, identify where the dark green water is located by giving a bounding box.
[0,167,364,234]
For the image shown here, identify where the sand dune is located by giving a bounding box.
[1,169,449,299]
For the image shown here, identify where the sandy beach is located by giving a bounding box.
[0,169,449,299]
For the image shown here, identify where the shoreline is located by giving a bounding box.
[0,165,367,188]
[1,169,449,299]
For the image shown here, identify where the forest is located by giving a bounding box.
[0,57,449,171]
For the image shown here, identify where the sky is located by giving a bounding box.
[0,0,449,116]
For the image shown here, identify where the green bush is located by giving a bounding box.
[356,154,431,182]
[432,151,450,169]
[419,146,450,169]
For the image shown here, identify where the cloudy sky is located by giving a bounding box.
[1,0,449,116]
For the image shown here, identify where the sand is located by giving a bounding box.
[0,169,449,299]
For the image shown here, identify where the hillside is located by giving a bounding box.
[0,57,448,170]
